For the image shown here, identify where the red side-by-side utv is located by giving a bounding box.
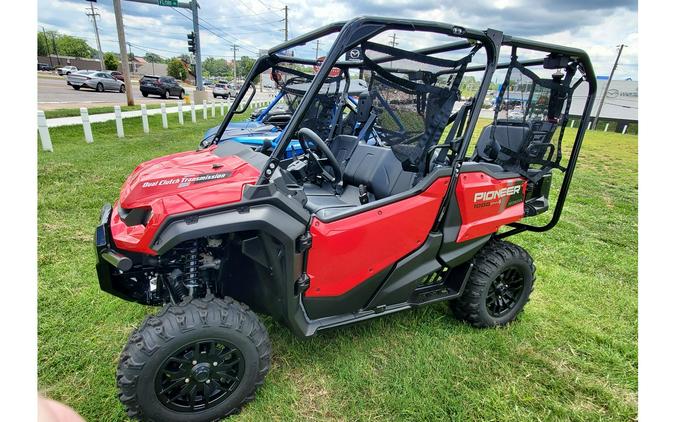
[93,17,595,421]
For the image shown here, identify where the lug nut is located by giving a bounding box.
[206,380,211,384]
[192,360,197,365]
[213,362,218,366]
[185,378,190,383]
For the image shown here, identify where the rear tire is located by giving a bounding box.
[120,84,126,93]
[142,91,149,97]
[449,239,535,327]
[117,295,271,421]
[96,83,104,93]
[72,86,80,90]
[179,90,184,100]
[163,90,170,99]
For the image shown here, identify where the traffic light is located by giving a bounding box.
[187,32,195,53]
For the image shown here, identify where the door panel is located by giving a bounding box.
[454,172,526,242]
[305,176,450,298]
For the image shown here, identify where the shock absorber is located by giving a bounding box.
[184,240,200,295]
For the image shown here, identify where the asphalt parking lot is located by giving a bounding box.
[37,74,275,110]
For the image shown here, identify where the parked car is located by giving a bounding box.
[38,63,54,71]
[107,71,124,81]
[212,82,237,99]
[57,65,78,75]
[67,70,126,92]
[140,75,185,99]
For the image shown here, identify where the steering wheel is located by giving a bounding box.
[297,128,342,186]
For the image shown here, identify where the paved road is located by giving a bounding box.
[38,76,276,110]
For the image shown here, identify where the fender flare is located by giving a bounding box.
[151,204,306,255]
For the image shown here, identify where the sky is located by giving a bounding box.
[37,0,638,80]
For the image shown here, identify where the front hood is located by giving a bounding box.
[110,142,264,255]
[120,146,261,211]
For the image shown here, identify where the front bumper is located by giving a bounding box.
[95,203,137,302]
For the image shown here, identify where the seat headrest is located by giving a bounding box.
[356,91,373,123]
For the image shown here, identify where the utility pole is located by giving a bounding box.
[51,32,61,66]
[86,1,105,70]
[315,40,320,59]
[41,27,53,67]
[231,44,239,81]
[191,0,204,92]
[593,44,626,129]
[112,0,134,105]
[283,5,288,42]
[389,33,398,68]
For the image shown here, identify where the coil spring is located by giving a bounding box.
[184,240,199,288]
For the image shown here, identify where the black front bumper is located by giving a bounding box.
[94,204,137,303]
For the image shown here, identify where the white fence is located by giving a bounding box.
[37,100,272,152]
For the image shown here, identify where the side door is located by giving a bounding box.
[167,77,179,95]
[103,73,117,90]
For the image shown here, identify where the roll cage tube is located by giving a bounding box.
[257,16,500,185]
[213,57,272,144]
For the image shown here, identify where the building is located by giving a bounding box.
[569,79,638,132]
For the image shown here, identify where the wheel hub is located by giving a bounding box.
[191,363,211,383]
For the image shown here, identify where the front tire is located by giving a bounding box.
[142,91,149,97]
[117,295,271,421]
[120,84,126,93]
[179,90,184,100]
[449,239,535,327]
[96,83,104,92]
[163,90,170,99]
[72,86,80,90]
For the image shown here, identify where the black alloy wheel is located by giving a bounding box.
[485,266,526,317]
[155,339,245,412]
[449,239,535,327]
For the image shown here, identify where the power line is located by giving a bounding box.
[85,3,104,70]
[171,7,259,55]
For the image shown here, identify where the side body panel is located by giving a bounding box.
[305,177,450,298]
[454,172,526,242]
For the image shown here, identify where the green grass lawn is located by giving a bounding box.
[42,104,165,119]
[38,116,637,421]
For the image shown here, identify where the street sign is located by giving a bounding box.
[158,0,178,6]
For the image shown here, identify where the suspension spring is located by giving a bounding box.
[184,240,199,288]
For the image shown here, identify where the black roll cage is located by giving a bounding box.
[211,16,596,237]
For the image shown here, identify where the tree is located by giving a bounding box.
[57,34,95,58]
[37,31,95,59]
[144,52,163,63]
[239,56,257,82]
[38,31,51,56]
[103,52,119,71]
[167,58,187,80]
[202,57,230,78]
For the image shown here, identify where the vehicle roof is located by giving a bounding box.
[265,16,595,83]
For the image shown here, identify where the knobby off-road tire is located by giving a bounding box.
[449,239,535,327]
[116,295,271,421]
